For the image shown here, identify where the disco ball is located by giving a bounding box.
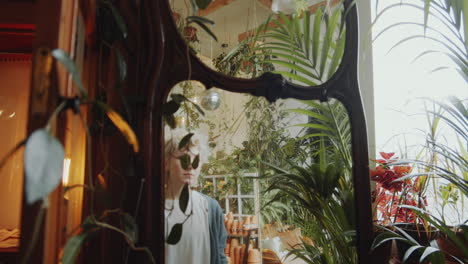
[200,90,221,111]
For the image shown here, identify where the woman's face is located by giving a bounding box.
[167,149,202,187]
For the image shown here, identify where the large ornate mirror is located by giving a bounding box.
[163,80,358,263]
[141,0,372,263]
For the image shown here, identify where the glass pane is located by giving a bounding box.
[164,80,356,263]
[169,0,346,84]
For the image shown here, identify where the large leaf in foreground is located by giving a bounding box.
[62,232,91,264]
[24,129,65,204]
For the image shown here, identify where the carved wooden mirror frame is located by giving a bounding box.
[141,0,373,263]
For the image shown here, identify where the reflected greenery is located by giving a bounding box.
[262,100,357,263]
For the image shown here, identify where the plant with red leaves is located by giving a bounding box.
[371,152,427,225]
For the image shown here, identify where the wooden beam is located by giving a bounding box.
[239,0,341,42]
[198,0,237,16]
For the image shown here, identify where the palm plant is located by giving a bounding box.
[264,160,357,264]
[374,0,468,82]
[428,97,468,196]
[288,99,352,175]
[252,3,346,85]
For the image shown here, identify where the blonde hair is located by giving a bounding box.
[164,128,209,164]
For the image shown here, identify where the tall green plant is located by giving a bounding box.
[289,100,352,173]
[374,0,468,81]
[264,160,356,264]
[252,5,346,85]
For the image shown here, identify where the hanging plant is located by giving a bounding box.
[183,25,199,42]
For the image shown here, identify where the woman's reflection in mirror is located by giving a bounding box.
[164,128,228,264]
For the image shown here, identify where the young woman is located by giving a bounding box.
[164,129,227,264]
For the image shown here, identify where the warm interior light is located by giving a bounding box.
[62,158,71,186]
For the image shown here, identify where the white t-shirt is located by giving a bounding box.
[165,191,211,264]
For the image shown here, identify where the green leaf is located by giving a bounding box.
[179,133,194,150]
[312,7,323,67]
[287,108,329,122]
[327,30,346,79]
[419,245,442,263]
[179,184,190,213]
[114,48,127,82]
[165,115,176,129]
[221,43,243,63]
[24,129,65,204]
[371,231,406,250]
[463,0,468,52]
[95,101,139,152]
[403,245,423,262]
[303,10,311,59]
[292,123,333,131]
[171,94,187,104]
[186,15,214,25]
[162,101,181,115]
[271,70,317,86]
[179,154,191,170]
[62,232,90,264]
[192,154,200,169]
[81,216,96,231]
[191,101,205,116]
[122,213,138,243]
[166,223,183,245]
[191,19,218,41]
[195,0,212,10]
[319,7,341,77]
[263,59,318,80]
[102,1,128,38]
[51,49,87,97]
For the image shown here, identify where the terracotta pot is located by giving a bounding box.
[243,216,251,236]
[230,247,236,264]
[437,228,468,262]
[227,219,233,235]
[231,238,239,248]
[232,219,239,235]
[239,244,246,264]
[233,246,241,264]
[183,26,198,42]
[247,249,261,264]
[240,60,253,73]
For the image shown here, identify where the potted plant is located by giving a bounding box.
[370,151,439,262]
[372,98,468,263]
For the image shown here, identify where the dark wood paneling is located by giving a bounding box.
[0,1,35,24]
[19,0,62,263]
[0,26,34,53]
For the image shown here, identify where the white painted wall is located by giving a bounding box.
[356,0,376,160]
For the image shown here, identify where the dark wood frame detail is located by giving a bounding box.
[141,0,373,263]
